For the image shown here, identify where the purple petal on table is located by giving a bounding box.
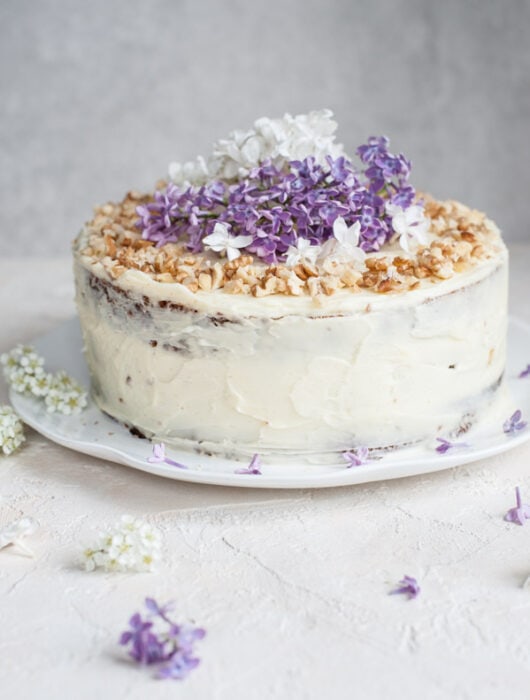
[504,487,530,526]
[518,364,530,378]
[389,575,420,600]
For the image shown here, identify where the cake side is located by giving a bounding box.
[74,244,508,459]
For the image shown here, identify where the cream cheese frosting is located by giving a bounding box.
[73,241,508,460]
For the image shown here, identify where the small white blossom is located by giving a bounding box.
[202,222,252,261]
[27,372,54,397]
[387,203,430,253]
[168,110,344,185]
[0,405,25,455]
[284,237,320,267]
[83,515,162,573]
[9,370,34,396]
[318,217,366,265]
[168,155,209,187]
[0,516,37,556]
[1,345,45,387]
[44,371,88,415]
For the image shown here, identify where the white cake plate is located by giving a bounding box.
[10,317,530,489]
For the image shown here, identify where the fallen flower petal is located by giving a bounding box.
[343,447,369,467]
[503,410,527,435]
[157,653,201,680]
[389,575,420,600]
[504,486,530,526]
[148,443,188,469]
[518,364,530,379]
[435,437,469,454]
[0,516,38,556]
[234,453,262,475]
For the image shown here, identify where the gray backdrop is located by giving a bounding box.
[1,0,529,256]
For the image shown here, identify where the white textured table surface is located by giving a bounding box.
[1,251,530,700]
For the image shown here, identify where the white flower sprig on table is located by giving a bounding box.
[0,405,25,455]
[0,516,38,557]
[83,515,162,573]
[1,345,87,415]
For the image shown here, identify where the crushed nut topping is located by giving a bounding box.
[75,191,504,298]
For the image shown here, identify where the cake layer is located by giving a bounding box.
[74,249,508,459]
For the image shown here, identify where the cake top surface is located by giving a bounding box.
[75,110,506,302]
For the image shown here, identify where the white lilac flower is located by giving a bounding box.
[83,515,162,573]
[318,217,366,265]
[386,203,429,253]
[268,109,343,165]
[168,155,209,187]
[0,405,25,455]
[169,110,344,185]
[284,237,320,267]
[202,222,252,261]
[0,516,37,556]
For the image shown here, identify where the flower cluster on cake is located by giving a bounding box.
[73,111,508,461]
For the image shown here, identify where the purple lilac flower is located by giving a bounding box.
[234,453,262,475]
[145,597,173,621]
[119,613,168,665]
[119,598,205,681]
[157,652,201,680]
[148,443,188,469]
[342,447,369,467]
[504,487,530,526]
[137,137,416,262]
[503,410,527,435]
[389,575,420,600]
[435,438,469,454]
[356,136,390,164]
[518,364,530,379]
